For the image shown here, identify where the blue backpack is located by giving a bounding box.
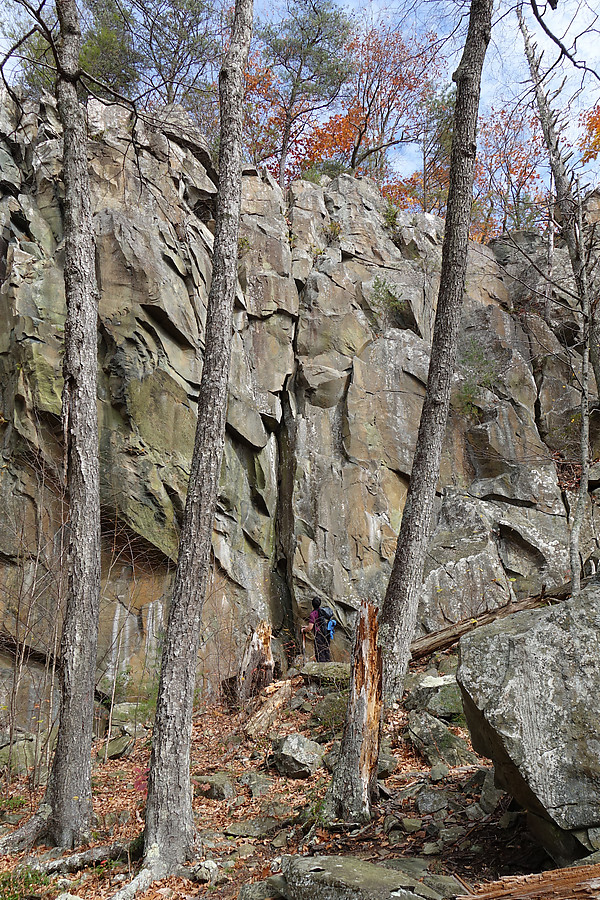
[318,606,336,642]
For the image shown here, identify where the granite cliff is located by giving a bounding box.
[0,92,596,724]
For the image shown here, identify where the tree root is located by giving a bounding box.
[0,805,51,855]
[25,841,130,875]
[106,846,219,899]
[107,844,169,900]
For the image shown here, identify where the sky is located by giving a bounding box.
[391,0,600,182]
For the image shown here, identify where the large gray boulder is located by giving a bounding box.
[272,733,324,778]
[279,855,424,900]
[458,582,600,862]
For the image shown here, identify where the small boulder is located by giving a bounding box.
[194,773,236,800]
[97,734,134,761]
[272,733,324,778]
[281,854,425,900]
[405,711,478,768]
[300,662,350,689]
[225,817,280,838]
[239,771,273,797]
[405,674,465,723]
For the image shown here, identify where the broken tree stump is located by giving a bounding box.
[324,600,382,823]
[222,620,274,706]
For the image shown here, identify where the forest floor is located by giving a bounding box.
[0,657,552,900]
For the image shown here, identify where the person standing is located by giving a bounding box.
[301,596,332,662]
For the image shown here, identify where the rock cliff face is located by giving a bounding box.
[0,92,596,721]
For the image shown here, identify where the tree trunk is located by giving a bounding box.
[379,0,493,706]
[237,621,274,704]
[324,601,382,824]
[518,12,592,595]
[141,0,253,871]
[44,0,102,849]
[570,180,591,596]
[278,116,292,192]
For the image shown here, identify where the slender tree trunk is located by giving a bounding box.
[141,0,253,871]
[544,184,554,325]
[278,115,292,191]
[324,601,382,823]
[44,0,101,849]
[570,180,591,597]
[518,12,592,595]
[379,0,493,706]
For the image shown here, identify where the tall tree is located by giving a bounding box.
[46,0,102,849]
[385,86,455,215]
[258,0,351,188]
[0,0,102,851]
[518,7,593,596]
[110,0,254,890]
[471,104,546,241]
[379,0,493,706]
[301,24,441,183]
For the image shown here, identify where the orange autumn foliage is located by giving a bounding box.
[298,24,441,181]
[471,106,547,241]
[580,103,600,163]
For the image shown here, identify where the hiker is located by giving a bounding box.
[301,596,332,663]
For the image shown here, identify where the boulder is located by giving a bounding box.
[405,674,465,723]
[458,582,600,862]
[280,854,424,900]
[194,773,236,800]
[405,711,479,768]
[272,733,324,778]
[300,663,350,688]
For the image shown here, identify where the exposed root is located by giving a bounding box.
[105,845,219,899]
[108,844,169,900]
[25,841,129,875]
[0,805,50,854]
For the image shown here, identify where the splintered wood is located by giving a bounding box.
[458,862,600,899]
[243,680,293,738]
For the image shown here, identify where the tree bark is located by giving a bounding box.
[518,12,592,596]
[379,0,493,706]
[44,0,102,849]
[141,0,253,871]
[570,180,591,596]
[324,601,382,823]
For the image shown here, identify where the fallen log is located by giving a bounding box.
[409,580,575,661]
[457,860,600,899]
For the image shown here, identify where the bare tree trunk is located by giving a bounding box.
[544,183,554,325]
[278,115,292,192]
[570,180,591,596]
[518,12,592,596]
[141,0,253,872]
[324,601,382,823]
[379,0,493,706]
[44,0,101,849]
